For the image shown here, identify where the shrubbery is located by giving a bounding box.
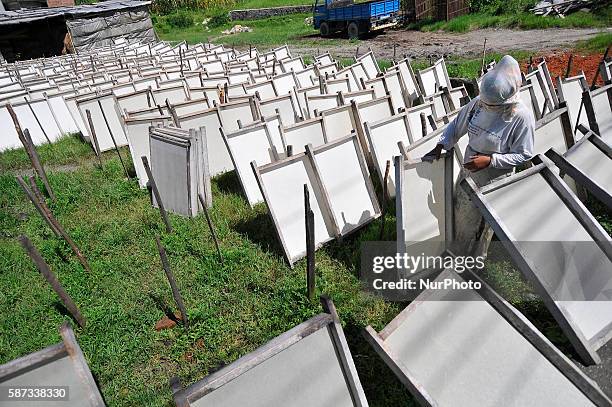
[208,9,231,27]
[469,0,537,14]
[166,11,195,28]
[151,0,235,15]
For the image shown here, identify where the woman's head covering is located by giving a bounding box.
[478,55,523,121]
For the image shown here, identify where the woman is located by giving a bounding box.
[423,55,535,257]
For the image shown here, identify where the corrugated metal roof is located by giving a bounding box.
[0,0,151,25]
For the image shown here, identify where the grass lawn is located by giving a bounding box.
[576,32,612,53]
[155,12,334,47]
[0,140,413,406]
[411,6,612,32]
[236,0,311,8]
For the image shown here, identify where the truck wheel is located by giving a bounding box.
[347,22,360,39]
[320,22,330,37]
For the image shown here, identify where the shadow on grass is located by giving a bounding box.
[233,209,286,260]
[214,170,245,197]
[344,323,416,406]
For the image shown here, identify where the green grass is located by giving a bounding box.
[576,32,612,53]
[0,140,415,406]
[0,134,101,173]
[155,12,330,47]
[408,50,534,79]
[236,0,310,8]
[412,8,611,33]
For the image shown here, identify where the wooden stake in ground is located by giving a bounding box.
[573,47,610,132]
[97,99,130,178]
[155,236,188,328]
[19,235,86,328]
[565,54,574,78]
[379,160,391,240]
[304,184,315,301]
[155,236,189,328]
[6,103,55,201]
[480,38,487,76]
[198,193,223,263]
[85,109,103,167]
[16,176,92,273]
[23,97,51,144]
[141,156,173,233]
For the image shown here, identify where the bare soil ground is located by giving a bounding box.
[294,27,611,59]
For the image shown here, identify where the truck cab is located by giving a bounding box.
[313,0,399,39]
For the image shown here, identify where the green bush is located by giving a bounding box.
[208,9,231,28]
[166,11,194,28]
[469,0,536,14]
[151,0,235,15]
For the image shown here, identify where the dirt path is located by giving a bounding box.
[293,27,610,59]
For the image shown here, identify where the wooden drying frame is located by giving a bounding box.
[545,130,612,209]
[461,155,612,365]
[394,150,454,262]
[279,115,328,155]
[220,122,279,208]
[354,50,381,79]
[0,323,105,407]
[171,297,368,407]
[351,94,396,165]
[252,133,378,266]
[255,92,301,124]
[582,83,612,137]
[305,133,382,237]
[363,267,612,407]
[534,103,575,155]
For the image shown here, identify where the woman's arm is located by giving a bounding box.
[437,98,476,150]
[423,98,476,161]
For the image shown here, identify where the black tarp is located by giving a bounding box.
[67,9,156,52]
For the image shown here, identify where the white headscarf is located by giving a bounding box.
[478,55,523,121]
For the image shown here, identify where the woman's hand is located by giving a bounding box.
[422,144,444,162]
[464,155,491,171]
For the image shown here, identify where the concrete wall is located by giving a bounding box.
[229,5,312,21]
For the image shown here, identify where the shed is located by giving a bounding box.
[0,0,155,62]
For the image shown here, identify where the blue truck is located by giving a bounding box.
[313,0,400,39]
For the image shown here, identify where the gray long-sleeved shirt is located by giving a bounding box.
[438,97,535,169]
